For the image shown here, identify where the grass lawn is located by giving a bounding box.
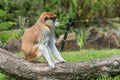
[0,73,5,80]
[0,49,120,80]
[62,49,120,62]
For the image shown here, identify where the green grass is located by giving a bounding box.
[61,49,120,62]
[1,49,120,80]
[96,75,120,80]
[0,73,5,80]
[18,49,120,62]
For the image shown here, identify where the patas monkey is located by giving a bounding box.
[21,12,65,69]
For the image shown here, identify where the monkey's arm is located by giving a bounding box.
[49,33,65,63]
[39,28,55,69]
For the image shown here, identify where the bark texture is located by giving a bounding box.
[0,48,120,80]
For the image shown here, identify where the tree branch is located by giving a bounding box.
[0,48,120,80]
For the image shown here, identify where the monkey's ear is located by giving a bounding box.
[44,16,48,21]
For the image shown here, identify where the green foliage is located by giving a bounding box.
[0,22,16,31]
[106,17,120,28]
[0,73,4,80]
[0,9,6,18]
[0,73,15,80]
[76,0,120,21]
[0,31,19,45]
[0,0,119,35]
[97,75,120,80]
[18,27,25,38]
[77,28,87,48]
[0,9,16,31]
[18,16,27,37]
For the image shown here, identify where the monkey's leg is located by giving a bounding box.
[26,44,42,61]
[47,45,61,64]
[39,45,55,69]
[52,45,66,63]
[47,46,56,63]
[49,38,66,63]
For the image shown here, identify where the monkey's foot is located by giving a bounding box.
[55,60,66,64]
[49,63,56,70]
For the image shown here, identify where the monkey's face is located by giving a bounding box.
[44,16,57,27]
[40,12,59,28]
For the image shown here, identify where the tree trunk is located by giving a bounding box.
[0,48,120,80]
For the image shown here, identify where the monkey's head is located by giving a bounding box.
[39,12,59,28]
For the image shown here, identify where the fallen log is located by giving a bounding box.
[0,48,120,80]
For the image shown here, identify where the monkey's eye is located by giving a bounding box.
[44,16,48,21]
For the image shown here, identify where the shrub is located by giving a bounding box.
[0,22,16,31]
[0,31,20,45]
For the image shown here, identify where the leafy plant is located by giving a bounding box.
[18,16,28,37]
[106,17,120,28]
[0,31,19,45]
[77,28,87,48]
[0,9,16,31]
[0,9,6,18]
[0,22,16,31]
